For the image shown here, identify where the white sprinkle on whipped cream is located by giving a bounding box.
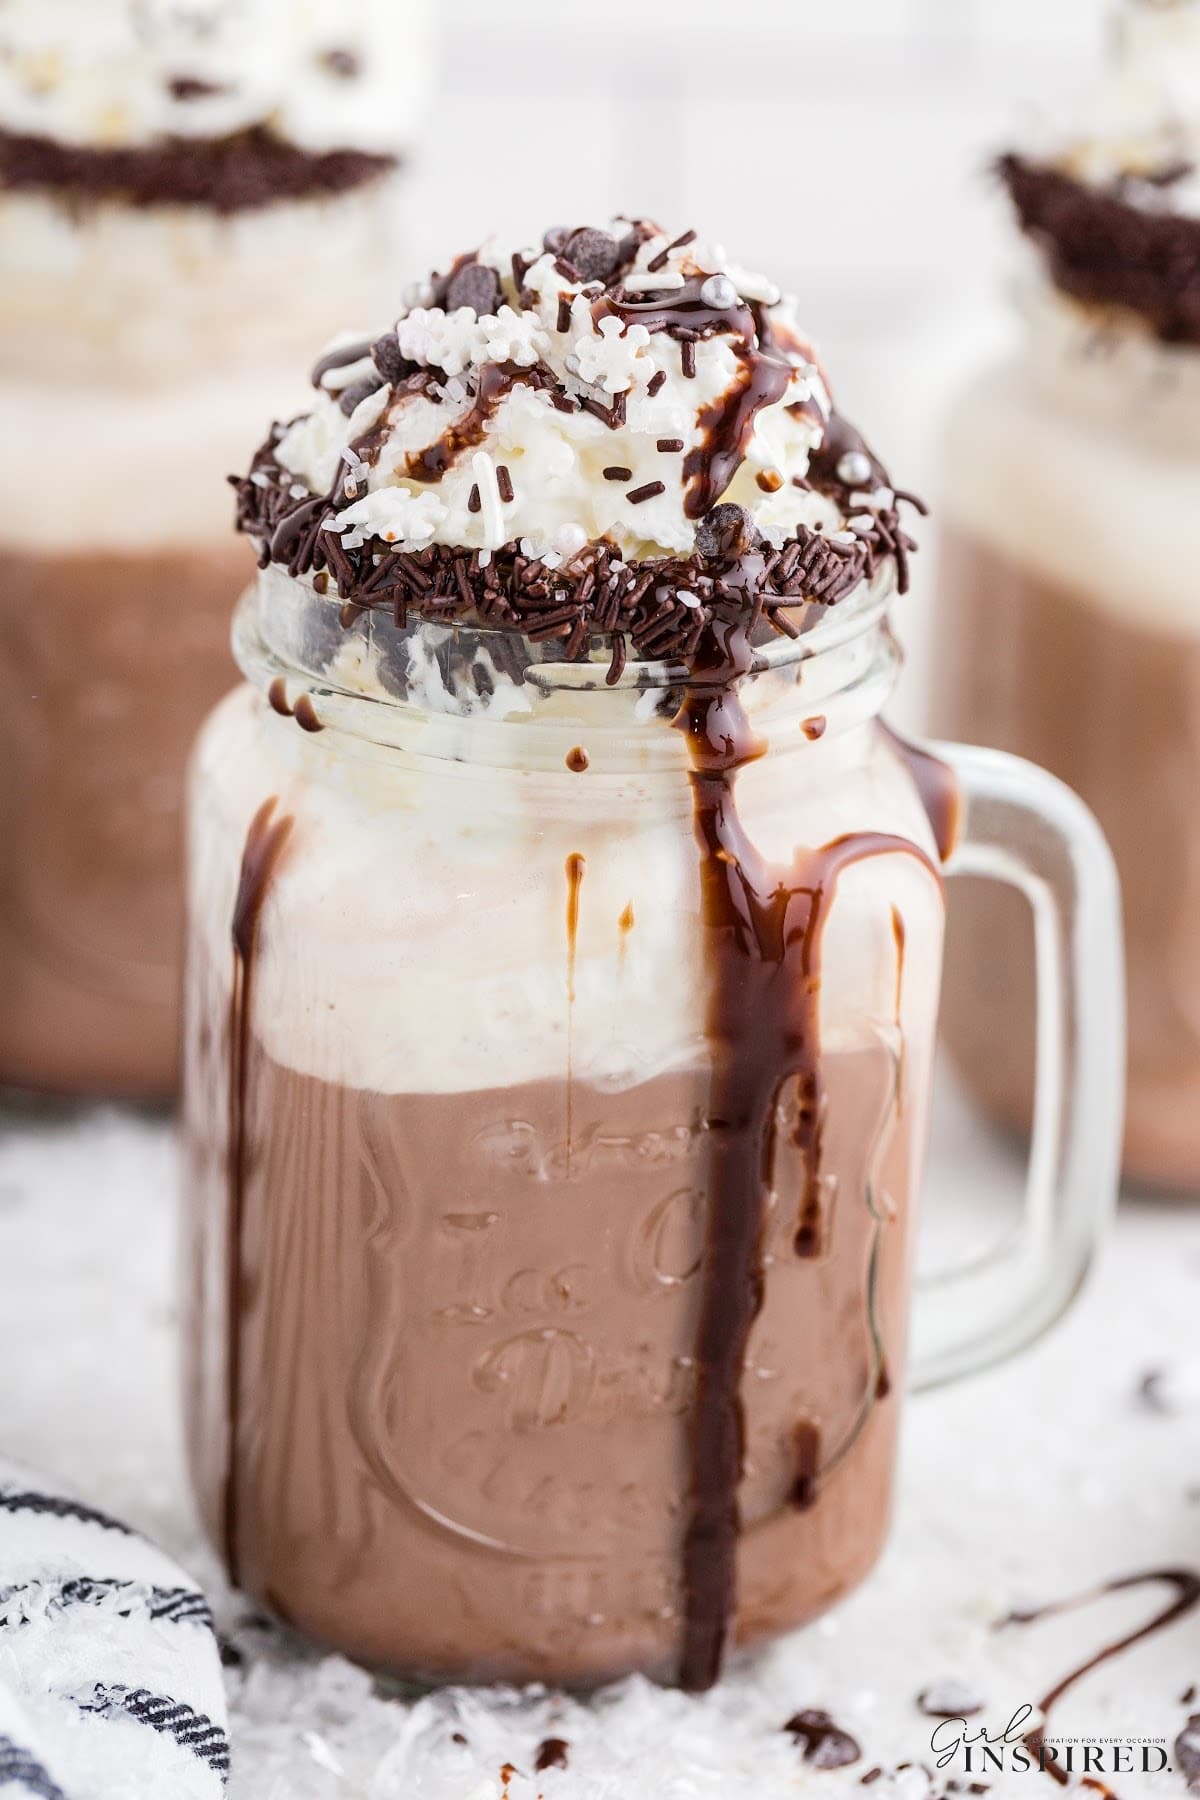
[272,220,842,566]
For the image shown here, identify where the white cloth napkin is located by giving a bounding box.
[0,1461,227,1799]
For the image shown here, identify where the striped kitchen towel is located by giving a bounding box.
[0,1460,228,1799]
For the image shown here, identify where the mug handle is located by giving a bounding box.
[909,740,1125,1391]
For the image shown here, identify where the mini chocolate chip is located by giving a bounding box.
[1175,1714,1200,1787]
[694,502,761,561]
[321,47,360,78]
[564,227,620,284]
[372,331,408,382]
[446,261,501,316]
[338,374,385,416]
[1138,1365,1200,1415]
[785,1710,861,1771]
[543,226,571,254]
[918,1681,985,1719]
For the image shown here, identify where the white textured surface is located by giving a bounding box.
[0,1071,1196,1795]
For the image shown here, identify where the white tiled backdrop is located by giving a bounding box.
[413,0,1114,721]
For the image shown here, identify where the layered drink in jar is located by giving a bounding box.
[0,0,430,1097]
[181,218,961,1687]
[931,0,1200,1187]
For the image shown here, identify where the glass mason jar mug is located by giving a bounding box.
[182,565,1122,1688]
[932,288,1200,1189]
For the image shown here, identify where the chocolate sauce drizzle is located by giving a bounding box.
[223,797,294,1585]
[998,1568,1200,1794]
[564,852,586,1172]
[404,363,559,483]
[879,723,962,864]
[675,611,942,1691]
[267,677,323,732]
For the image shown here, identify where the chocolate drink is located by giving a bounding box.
[184,1014,920,1685]
[0,0,427,1096]
[183,216,945,1687]
[935,525,1200,1187]
[929,0,1200,1185]
[0,543,250,1096]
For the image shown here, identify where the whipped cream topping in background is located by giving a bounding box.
[0,0,431,154]
[1043,0,1200,211]
[273,221,883,569]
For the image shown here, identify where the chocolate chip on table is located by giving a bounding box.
[542,226,571,255]
[446,260,501,316]
[785,1709,862,1770]
[1138,1364,1200,1415]
[564,227,620,283]
[321,47,360,78]
[1176,1713,1200,1787]
[917,1680,985,1718]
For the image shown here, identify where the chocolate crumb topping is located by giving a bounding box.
[0,124,396,213]
[999,152,1200,344]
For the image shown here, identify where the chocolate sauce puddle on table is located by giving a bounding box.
[998,1568,1200,1794]
[675,612,943,1690]
[223,797,294,1583]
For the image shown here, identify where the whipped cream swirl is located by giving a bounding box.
[270,221,900,569]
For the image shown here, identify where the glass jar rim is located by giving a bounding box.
[240,558,897,702]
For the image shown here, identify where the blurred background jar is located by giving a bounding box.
[929,0,1200,1189]
[0,0,431,1100]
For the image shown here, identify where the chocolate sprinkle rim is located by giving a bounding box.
[0,125,398,214]
[999,151,1200,345]
[233,434,919,683]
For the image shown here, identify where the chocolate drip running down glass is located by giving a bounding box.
[931,0,1200,1187]
[182,220,1124,1687]
[0,0,430,1098]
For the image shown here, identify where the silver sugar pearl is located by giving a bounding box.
[837,450,874,487]
[699,274,739,309]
